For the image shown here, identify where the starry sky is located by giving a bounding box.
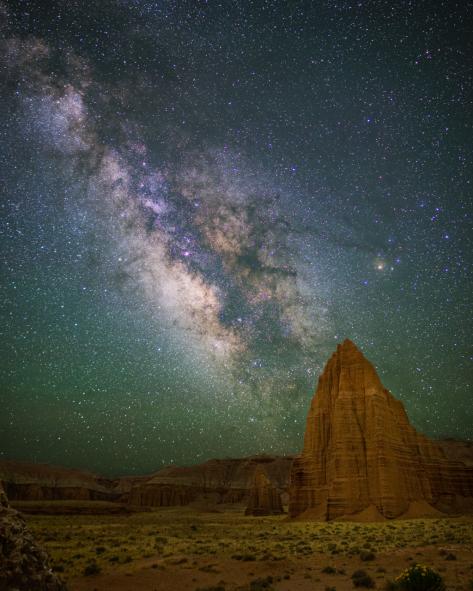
[0,0,472,476]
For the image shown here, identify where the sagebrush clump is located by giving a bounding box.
[393,564,445,591]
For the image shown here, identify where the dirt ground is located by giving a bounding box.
[21,504,473,591]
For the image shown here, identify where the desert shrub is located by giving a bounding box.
[231,554,256,561]
[325,587,337,591]
[95,546,106,554]
[393,564,445,591]
[352,570,375,588]
[249,577,273,590]
[444,552,456,561]
[199,564,219,573]
[83,562,101,576]
[360,551,376,561]
[322,566,337,574]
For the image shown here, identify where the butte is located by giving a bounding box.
[289,339,473,520]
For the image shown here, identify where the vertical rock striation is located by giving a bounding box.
[289,339,473,520]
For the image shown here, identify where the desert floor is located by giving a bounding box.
[17,502,473,591]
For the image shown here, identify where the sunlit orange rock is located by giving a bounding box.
[289,339,473,520]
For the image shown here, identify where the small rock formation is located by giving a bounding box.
[0,482,67,590]
[289,339,473,520]
[245,465,284,515]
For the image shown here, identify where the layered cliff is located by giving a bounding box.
[289,339,473,520]
[0,457,293,509]
[128,455,293,508]
[0,461,140,503]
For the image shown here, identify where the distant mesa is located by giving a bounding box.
[245,464,284,516]
[0,461,143,505]
[289,339,473,521]
[0,456,294,512]
[127,455,292,510]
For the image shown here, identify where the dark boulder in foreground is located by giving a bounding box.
[0,483,66,591]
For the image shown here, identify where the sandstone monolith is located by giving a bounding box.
[289,339,473,520]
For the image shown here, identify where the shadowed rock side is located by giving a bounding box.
[289,339,473,521]
[245,465,284,515]
[0,482,67,591]
[437,439,473,467]
[128,455,293,508]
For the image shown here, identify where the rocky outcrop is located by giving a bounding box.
[245,465,284,515]
[0,482,67,591]
[289,339,473,520]
[128,455,293,508]
[0,461,141,503]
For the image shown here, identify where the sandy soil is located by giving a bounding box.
[68,545,472,591]
[23,506,473,591]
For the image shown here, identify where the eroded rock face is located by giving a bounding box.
[0,483,66,591]
[289,339,473,520]
[128,455,293,508]
[0,461,141,503]
[245,465,284,516]
[437,439,473,467]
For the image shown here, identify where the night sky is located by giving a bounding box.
[1,1,472,476]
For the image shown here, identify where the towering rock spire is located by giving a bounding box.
[289,340,473,520]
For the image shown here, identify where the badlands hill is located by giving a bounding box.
[0,456,293,509]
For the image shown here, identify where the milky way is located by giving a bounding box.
[1,1,472,475]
